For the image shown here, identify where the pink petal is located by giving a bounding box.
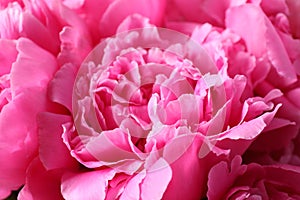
[57,25,92,66]
[0,39,17,76]
[120,171,146,200]
[100,0,166,37]
[85,129,141,164]
[18,158,64,200]
[264,164,300,194]
[38,112,77,170]
[117,14,153,33]
[260,0,288,15]
[11,38,58,93]
[207,156,246,200]
[162,134,207,199]
[61,168,116,200]
[48,63,77,111]
[226,4,297,85]
[0,188,11,199]
[140,158,172,200]
[226,4,267,57]
[286,0,300,38]
[0,2,22,39]
[62,0,85,9]
[21,12,59,54]
[171,0,231,26]
[0,89,47,194]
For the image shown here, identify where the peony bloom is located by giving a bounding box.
[20,18,282,198]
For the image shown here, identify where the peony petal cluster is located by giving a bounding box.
[0,0,299,200]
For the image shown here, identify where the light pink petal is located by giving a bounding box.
[226,4,267,57]
[100,0,166,37]
[62,0,85,9]
[85,129,141,164]
[120,171,146,200]
[0,39,17,76]
[38,112,77,170]
[48,63,77,111]
[61,168,116,200]
[11,38,58,93]
[217,104,281,141]
[0,2,22,39]
[58,25,92,66]
[117,14,153,33]
[140,158,172,200]
[18,158,64,200]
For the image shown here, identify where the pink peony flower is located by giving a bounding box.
[20,17,281,198]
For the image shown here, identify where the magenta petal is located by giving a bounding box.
[162,135,206,199]
[38,112,77,170]
[207,156,246,200]
[264,164,300,194]
[172,0,230,26]
[61,169,116,200]
[286,0,300,38]
[18,158,64,200]
[21,12,59,54]
[0,39,17,76]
